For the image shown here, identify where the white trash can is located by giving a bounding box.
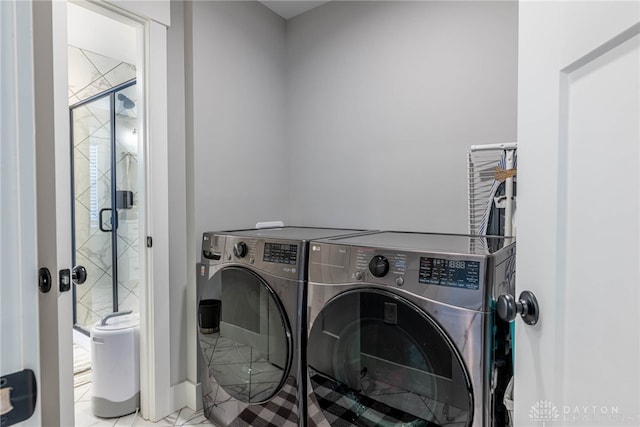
[91,311,140,418]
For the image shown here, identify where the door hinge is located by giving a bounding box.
[146,236,153,248]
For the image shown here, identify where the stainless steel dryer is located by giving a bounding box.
[305,232,516,427]
[198,227,370,427]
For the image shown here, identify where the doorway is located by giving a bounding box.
[70,80,140,332]
[66,2,144,421]
[28,0,172,422]
[67,0,141,336]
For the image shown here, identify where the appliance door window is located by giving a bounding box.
[308,289,472,426]
[199,267,292,403]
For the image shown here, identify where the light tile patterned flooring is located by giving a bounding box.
[74,382,216,426]
[74,345,216,427]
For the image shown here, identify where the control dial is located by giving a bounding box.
[369,255,389,278]
[233,242,248,258]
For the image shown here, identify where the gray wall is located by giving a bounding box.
[176,0,518,394]
[181,0,288,387]
[190,0,288,244]
[286,1,518,233]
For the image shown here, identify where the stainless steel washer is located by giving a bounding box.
[305,232,516,427]
[198,227,370,427]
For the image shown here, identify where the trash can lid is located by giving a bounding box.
[92,313,140,331]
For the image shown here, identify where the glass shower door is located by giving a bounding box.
[113,84,140,316]
[71,81,139,332]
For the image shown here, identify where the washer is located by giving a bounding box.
[305,232,516,427]
[198,227,371,427]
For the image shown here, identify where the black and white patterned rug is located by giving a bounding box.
[231,376,299,427]
[308,374,440,427]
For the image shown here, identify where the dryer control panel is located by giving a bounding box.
[202,232,302,281]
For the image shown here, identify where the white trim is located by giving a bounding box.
[169,380,201,413]
[106,0,170,26]
[140,18,172,423]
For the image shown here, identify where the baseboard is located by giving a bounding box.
[170,380,202,413]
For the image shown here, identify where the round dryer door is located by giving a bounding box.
[308,289,472,426]
[199,267,292,403]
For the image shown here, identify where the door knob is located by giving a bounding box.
[72,265,87,285]
[38,267,52,293]
[497,290,540,325]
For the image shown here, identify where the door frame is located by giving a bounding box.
[33,0,173,423]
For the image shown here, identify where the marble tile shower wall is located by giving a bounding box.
[68,45,136,105]
[69,45,139,329]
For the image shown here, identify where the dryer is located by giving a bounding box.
[305,232,515,427]
[198,227,370,427]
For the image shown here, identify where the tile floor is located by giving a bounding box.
[74,382,215,426]
[74,344,215,427]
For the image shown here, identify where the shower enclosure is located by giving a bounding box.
[70,80,140,333]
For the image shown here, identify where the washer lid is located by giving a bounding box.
[93,313,140,331]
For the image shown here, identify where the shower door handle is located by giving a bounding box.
[99,208,118,232]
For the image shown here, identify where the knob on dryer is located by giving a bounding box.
[369,255,390,278]
[233,242,248,258]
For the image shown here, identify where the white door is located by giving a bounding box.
[32,0,76,425]
[0,1,42,425]
[516,1,639,426]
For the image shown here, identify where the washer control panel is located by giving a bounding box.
[418,257,480,290]
[308,242,492,310]
[353,247,407,284]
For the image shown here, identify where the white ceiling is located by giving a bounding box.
[259,1,329,19]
